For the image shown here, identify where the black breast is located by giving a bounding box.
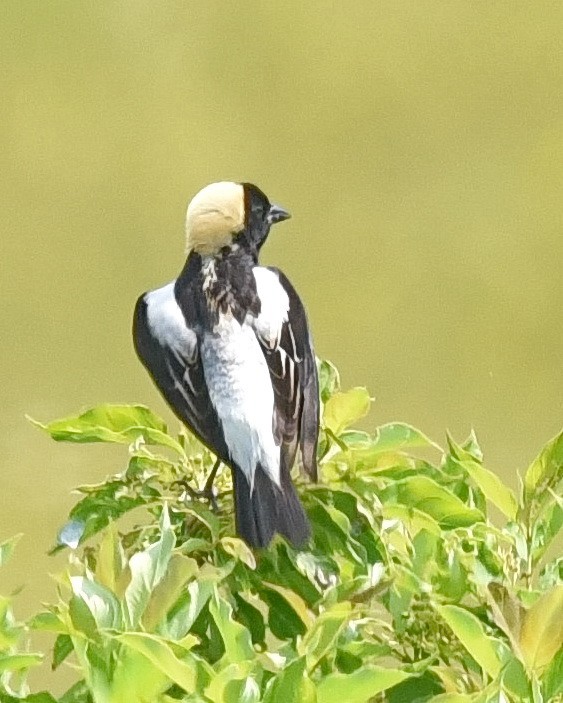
[175,249,261,330]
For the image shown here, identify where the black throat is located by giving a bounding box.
[175,247,261,330]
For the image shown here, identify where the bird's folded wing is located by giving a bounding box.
[252,267,319,480]
[133,285,229,463]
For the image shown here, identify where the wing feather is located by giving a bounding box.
[252,267,319,481]
[133,285,230,464]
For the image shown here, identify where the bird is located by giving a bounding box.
[133,181,319,548]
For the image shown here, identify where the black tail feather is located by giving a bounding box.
[232,466,310,549]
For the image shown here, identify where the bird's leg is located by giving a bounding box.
[202,458,221,510]
[173,458,222,512]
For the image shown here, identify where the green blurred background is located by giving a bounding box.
[1,0,562,689]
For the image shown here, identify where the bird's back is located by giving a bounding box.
[200,305,281,489]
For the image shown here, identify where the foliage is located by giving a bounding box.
[1,359,562,702]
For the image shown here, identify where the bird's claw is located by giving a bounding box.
[172,478,220,513]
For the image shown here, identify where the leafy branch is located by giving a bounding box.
[0,359,561,702]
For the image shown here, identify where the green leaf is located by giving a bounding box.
[533,502,563,567]
[208,589,255,663]
[110,643,169,701]
[436,604,504,678]
[0,601,20,650]
[318,358,340,403]
[330,424,440,476]
[0,652,43,673]
[262,590,308,640]
[371,422,442,453]
[461,429,484,461]
[52,633,73,670]
[323,387,371,435]
[524,429,563,503]
[448,436,517,519]
[262,581,314,636]
[463,459,517,520]
[142,554,198,632]
[167,563,229,639]
[541,647,563,699]
[0,534,22,568]
[335,423,441,472]
[0,694,59,703]
[339,430,371,446]
[263,656,316,703]
[220,537,256,570]
[30,611,67,634]
[52,474,149,552]
[30,403,186,455]
[68,594,98,638]
[411,529,438,581]
[184,503,221,542]
[124,505,175,628]
[223,675,261,703]
[386,672,443,703]
[204,661,256,703]
[113,631,201,693]
[234,594,266,646]
[274,546,331,603]
[70,576,122,630]
[95,523,127,595]
[519,584,563,671]
[316,666,411,703]
[298,601,351,670]
[500,655,532,701]
[381,475,484,528]
[382,504,441,536]
[35,403,167,435]
[59,681,92,703]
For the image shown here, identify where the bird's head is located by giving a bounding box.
[185,181,290,257]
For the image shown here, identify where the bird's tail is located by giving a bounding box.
[232,465,310,549]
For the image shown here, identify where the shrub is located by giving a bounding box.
[1,360,561,702]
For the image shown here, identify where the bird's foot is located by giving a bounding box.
[172,459,222,512]
[172,479,220,513]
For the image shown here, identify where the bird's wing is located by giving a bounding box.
[132,281,230,463]
[252,267,319,480]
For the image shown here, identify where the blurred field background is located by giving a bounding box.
[1,0,562,689]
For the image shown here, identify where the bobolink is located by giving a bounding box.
[133,182,319,548]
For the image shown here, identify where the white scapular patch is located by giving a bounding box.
[252,267,289,348]
[145,282,197,363]
[201,313,281,489]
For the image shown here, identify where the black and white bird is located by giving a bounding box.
[133,182,319,548]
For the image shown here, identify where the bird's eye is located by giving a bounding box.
[251,203,267,222]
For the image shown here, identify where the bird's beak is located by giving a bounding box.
[267,203,291,225]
